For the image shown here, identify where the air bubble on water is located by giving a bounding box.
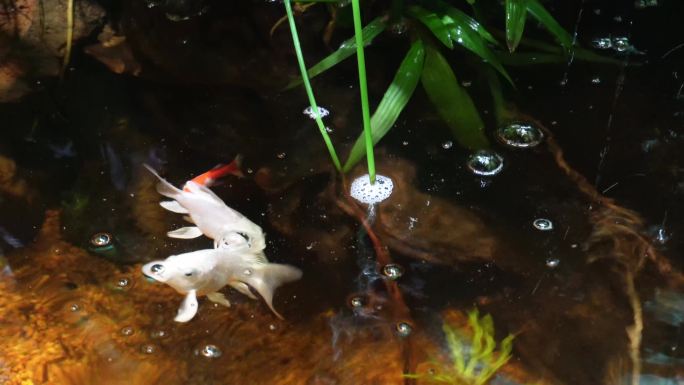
[592,37,612,50]
[496,122,543,148]
[90,232,112,247]
[276,152,286,159]
[325,126,334,133]
[395,322,413,337]
[441,141,453,149]
[591,77,601,84]
[382,264,404,280]
[69,303,80,312]
[390,20,408,35]
[303,106,330,120]
[546,257,560,268]
[466,150,504,176]
[121,326,134,336]
[402,141,409,146]
[350,174,394,204]
[349,296,364,308]
[141,344,156,354]
[635,0,658,9]
[150,329,168,339]
[461,80,472,87]
[117,278,129,287]
[533,218,554,231]
[612,37,631,52]
[199,344,222,358]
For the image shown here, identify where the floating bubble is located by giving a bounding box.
[90,232,112,247]
[441,141,453,149]
[533,218,554,231]
[350,174,394,204]
[69,303,80,312]
[117,278,129,287]
[150,329,168,339]
[591,37,612,49]
[276,152,286,159]
[612,37,631,52]
[199,344,222,358]
[496,122,543,148]
[591,77,602,84]
[349,296,364,308]
[466,150,504,176]
[303,106,330,120]
[382,264,404,280]
[121,326,134,336]
[635,0,658,9]
[141,344,156,354]
[395,322,413,337]
[546,257,560,268]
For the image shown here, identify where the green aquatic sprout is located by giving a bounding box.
[406,310,514,385]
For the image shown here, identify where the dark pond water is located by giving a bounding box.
[1,0,683,384]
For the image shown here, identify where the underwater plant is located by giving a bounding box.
[281,0,616,171]
[405,309,514,385]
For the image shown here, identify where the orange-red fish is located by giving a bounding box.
[184,155,244,191]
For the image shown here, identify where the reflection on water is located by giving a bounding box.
[1,0,684,384]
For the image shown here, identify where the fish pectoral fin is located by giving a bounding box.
[160,200,189,214]
[174,290,198,322]
[207,292,231,308]
[167,226,203,239]
[229,281,258,300]
[183,215,195,224]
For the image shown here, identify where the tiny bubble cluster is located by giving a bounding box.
[302,106,330,120]
[350,174,394,204]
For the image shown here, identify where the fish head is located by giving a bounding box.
[142,252,217,293]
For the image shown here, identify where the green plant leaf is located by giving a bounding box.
[526,0,573,51]
[505,0,527,52]
[432,0,498,46]
[441,14,513,85]
[285,16,387,89]
[407,6,453,49]
[421,45,488,150]
[343,39,425,171]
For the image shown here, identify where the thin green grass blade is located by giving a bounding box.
[350,0,375,182]
[432,0,498,46]
[285,16,387,89]
[284,0,342,171]
[421,45,488,149]
[407,6,453,49]
[440,15,513,85]
[526,0,573,51]
[505,0,527,52]
[343,39,425,171]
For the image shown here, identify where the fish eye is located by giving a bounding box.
[184,272,193,277]
[237,232,249,242]
[151,264,164,273]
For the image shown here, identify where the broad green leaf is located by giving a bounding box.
[526,0,573,51]
[421,45,488,150]
[285,16,387,89]
[505,0,527,52]
[407,6,453,49]
[442,14,513,85]
[343,39,426,171]
[433,0,498,46]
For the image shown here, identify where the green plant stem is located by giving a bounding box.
[351,0,376,183]
[284,0,342,171]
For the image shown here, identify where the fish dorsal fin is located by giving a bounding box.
[167,226,203,239]
[174,290,198,322]
[160,200,189,214]
[144,164,183,199]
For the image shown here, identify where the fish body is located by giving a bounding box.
[144,164,265,252]
[185,156,244,190]
[142,247,302,322]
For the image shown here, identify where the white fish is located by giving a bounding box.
[142,247,302,322]
[144,164,265,252]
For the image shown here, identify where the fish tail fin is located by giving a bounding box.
[144,163,182,199]
[245,263,302,319]
[211,154,244,180]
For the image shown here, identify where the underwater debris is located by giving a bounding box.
[405,309,514,385]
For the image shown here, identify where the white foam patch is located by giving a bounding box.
[350,174,393,204]
[302,106,330,120]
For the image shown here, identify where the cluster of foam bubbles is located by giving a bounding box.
[466,150,504,176]
[496,122,544,148]
[350,174,394,204]
[302,106,330,120]
[591,36,638,53]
